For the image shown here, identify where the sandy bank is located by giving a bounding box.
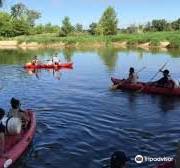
[0,40,173,50]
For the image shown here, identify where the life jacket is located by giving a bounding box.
[128,72,138,83]
[0,116,21,135]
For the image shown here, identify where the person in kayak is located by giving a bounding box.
[31,56,39,65]
[110,151,128,168]
[52,53,60,65]
[151,69,175,88]
[126,67,138,84]
[0,108,6,155]
[8,98,29,128]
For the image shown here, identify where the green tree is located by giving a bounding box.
[98,6,118,35]
[151,19,168,31]
[89,22,97,35]
[0,12,14,37]
[144,22,152,32]
[75,23,83,32]
[95,24,104,35]
[59,17,74,36]
[44,23,59,33]
[126,24,138,34]
[11,3,41,27]
[26,9,41,27]
[11,3,27,19]
[34,24,44,34]
[171,18,180,30]
[12,18,30,35]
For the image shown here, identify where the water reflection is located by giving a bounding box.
[157,96,179,112]
[98,48,118,71]
[25,68,62,80]
[0,47,180,168]
[62,48,75,62]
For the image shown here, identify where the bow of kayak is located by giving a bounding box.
[0,111,36,168]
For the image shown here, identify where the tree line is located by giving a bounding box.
[121,19,180,34]
[0,3,179,38]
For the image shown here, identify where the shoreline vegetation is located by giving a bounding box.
[0,31,179,50]
[0,3,180,50]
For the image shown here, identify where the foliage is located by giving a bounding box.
[0,12,14,37]
[151,19,168,31]
[11,3,27,19]
[59,17,74,37]
[26,9,41,27]
[97,6,118,35]
[33,23,59,34]
[75,23,83,32]
[171,18,180,31]
[88,22,97,35]
[11,3,41,27]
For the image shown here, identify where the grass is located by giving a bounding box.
[1,31,180,48]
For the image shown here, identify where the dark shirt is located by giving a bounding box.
[0,122,5,133]
[156,76,169,86]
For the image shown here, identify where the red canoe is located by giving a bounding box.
[111,77,180,96]
[24,62,73,69]
[0,111,36,168]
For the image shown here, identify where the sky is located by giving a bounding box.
[1,0,180,28]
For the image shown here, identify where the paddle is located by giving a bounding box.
[111,66,146,90]
[149,61,169,81]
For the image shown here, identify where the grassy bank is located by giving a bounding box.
[1,31,180,48]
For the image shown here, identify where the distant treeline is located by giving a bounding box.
[121,19,180,34]
[0,2,180,38]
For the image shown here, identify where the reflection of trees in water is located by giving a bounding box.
[0,47,179,65]
[97,47,119,71]
[62,48,75,62]
[0,49,61,65]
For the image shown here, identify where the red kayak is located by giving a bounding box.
[0,111,36,168]
[111,77,180,96]
[24,62,73,69]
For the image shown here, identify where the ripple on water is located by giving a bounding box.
[0,49,180,168]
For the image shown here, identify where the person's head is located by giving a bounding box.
[129,67,134,74]
[110,151,128,168]
[0,108,5,120]
[10,97,20,109]
[163,69,169,77]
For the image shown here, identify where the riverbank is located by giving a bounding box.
[0,31,179,49]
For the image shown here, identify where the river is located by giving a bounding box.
[0,48,180,168]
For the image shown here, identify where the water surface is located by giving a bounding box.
[0,48,180,168]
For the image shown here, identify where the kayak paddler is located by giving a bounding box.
[126,67,139,84]
[150,69,175,88]
[111,67,140,90]
[31,55,39,66]
[52,53,60,65]
[8,98,29,129]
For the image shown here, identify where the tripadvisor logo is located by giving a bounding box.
[135,155,144,164]
[134,155,174,164]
